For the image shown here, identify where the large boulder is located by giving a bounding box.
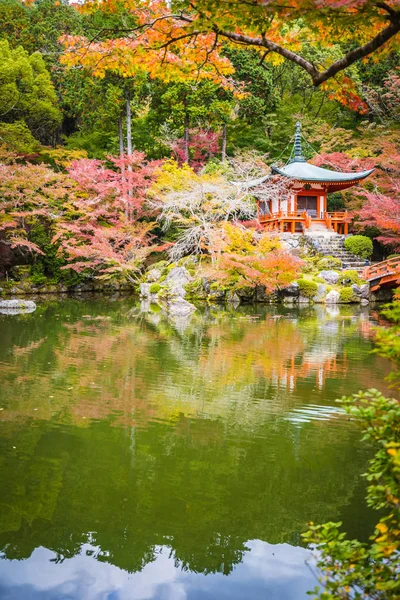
[325,289,340,304]
[140,283,152,298]
[298,295,311,304]
[319,270,340,285]
[226,291,240,305]
[208,288,226,302]
[352,283,370,300]
[282,282,300,297]
[147,268,162,283]
[255,285,270,303]
[313,283,327,303]
[0,299,36,314]
[235,286,255,303]
[164,266,193,298]
[71,282,94,293]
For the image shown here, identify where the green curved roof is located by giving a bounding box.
[271,161,374,183]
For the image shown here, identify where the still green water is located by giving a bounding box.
[0,299,392,600]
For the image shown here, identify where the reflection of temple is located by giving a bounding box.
[253,122,373,234]
[275,353,348,393]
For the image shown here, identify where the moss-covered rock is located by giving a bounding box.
[340,270,360,285]
[339,286,358,303]
[317,256,342,270]
[297,279,318,298]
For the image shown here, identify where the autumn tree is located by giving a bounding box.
[54,152,162,281]
[310,128,400,250]
[61,0,400,108]
[208,222,303,293]
[0,151,76,271]
[149,160,257,261]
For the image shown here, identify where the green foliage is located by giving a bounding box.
[317,256,342,270]
[149,283,161,294]
[29,222,82,286]
[344,235,373,259]
[0,121,41,154]
[340,270,360,285]
[0,39,62,145]
[327,192,346,212]
[297,278,318,298]
[29,273,48,286]
[339,286,357,303]
[304,300,400,599]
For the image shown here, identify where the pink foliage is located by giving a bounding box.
[313,146,400,250]
[358,185,400,251]
[170,129,220,172]
[56,152,163,279]
[68,152,162,220]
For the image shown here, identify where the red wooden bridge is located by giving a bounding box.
[363,257,400,292]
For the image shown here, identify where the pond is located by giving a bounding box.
[0,299,392,600]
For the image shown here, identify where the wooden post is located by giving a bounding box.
[344,222,349,235]
[291,220,295,233]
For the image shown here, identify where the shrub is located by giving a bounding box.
[297,278,318,298]
[339,286,357,303]
[387,254,400,260]
[149,260,168,271]
[344,235,373,259]
[317,256,342,270]
[340,269,360,285]
[29,274,47,286]
[149,283,161,294]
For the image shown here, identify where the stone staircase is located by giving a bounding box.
[305,233,366,272]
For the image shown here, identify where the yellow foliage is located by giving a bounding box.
[376,523,389,534]
[222,223,254,255]
[151,160,197,193]
[258,233,281,254]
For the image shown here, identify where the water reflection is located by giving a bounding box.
[0,301,391,599]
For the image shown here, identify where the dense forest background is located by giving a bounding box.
[0,0,399,284]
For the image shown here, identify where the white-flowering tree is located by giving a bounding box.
[149,161,257,261]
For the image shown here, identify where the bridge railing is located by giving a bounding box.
[364,256,400,281]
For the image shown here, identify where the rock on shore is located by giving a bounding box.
[0,299,37,314]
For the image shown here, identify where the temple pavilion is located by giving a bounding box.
[254,122,374,234]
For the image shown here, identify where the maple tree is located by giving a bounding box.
[0,152,76,264]
[54,151,162,281]
[67,151,161,221]
[206,222,303,292]
[61,0,400,111]
[310,128,400,250]
[169,128,220,171]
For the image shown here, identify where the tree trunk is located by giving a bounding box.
[118,115,125,157]
[183,112,190,164]
[126,90,133,220]
[118,115,129,220]
[126,91,133,157]
[221,124,227,162]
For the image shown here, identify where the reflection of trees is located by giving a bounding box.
[0,300,391,575]
[0,414,371,575]
[0,302,392,429]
